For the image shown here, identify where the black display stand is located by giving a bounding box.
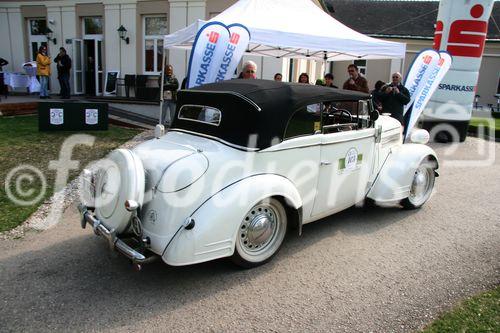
[38,101,108,131]
[105,71,119,95]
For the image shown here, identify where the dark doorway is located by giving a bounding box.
[84,40,96,96]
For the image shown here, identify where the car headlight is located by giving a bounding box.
[410,129,430,144]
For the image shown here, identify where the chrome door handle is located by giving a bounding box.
[320,161,331,166]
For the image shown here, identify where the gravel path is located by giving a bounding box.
[0,137,498,332]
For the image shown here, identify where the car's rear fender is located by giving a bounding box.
[367,144,438,203]
[162,174,302,266]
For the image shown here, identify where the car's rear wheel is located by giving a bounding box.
[401,159,436,210]
[232,198,287,268]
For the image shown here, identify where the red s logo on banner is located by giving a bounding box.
[447,20,487,57]
[230,33,240,45]
[208,31,220,43]
[433,4,488,58]
[433,21,444,50]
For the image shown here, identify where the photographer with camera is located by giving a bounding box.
[378,72,410,125]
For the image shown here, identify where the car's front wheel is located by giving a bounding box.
[232,198,287,268]
[401,159,436,210]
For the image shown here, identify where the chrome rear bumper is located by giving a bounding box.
[78,204,156,265]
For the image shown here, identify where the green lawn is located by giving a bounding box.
[469,117,500,131]
[422,285,500,332]
[0,115,141,233]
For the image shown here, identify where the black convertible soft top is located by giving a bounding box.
[173,79,370,150]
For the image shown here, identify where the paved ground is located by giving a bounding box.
[0,137,499,333]
[108,103,159,120]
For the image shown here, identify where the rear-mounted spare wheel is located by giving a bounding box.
[94,149,145,234]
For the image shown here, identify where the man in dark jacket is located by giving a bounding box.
[54,48,71,99]
[343,64,369,93]
[377,72,411,125]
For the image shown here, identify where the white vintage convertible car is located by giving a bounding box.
[79,79,438,269]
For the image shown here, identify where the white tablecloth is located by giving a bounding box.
[4,72,29,88]
[4,72,40,92]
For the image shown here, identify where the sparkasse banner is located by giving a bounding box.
[423,0,495,140]
[405,52,452,140]
[186,22,250,89]
[186,22,230,89]
[214,24,251,82]
[403,49,441,115]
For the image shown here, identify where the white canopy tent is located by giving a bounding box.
[163,0,406,61]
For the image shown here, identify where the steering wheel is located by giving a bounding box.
[331,108,353,123]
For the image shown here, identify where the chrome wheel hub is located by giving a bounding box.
[409,166,432,206]
[240,205,277,252]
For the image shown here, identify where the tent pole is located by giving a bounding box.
[323,51,328,77]
[159,48,167,125]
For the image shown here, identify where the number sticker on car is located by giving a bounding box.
[338,148,363,173]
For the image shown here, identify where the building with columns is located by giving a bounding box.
[0,0,498,106]
[0,0,292,96]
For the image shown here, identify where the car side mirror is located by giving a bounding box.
[370,110,379,122]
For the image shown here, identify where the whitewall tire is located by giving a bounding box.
[232,198,288,268]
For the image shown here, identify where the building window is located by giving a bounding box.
[30,19,47,35]
[28,18,48,61]
[143,16,168,74]
[84,17,103,35]
[353,59,367,75]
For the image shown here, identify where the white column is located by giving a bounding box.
[169,1,188,79]
[120,3,137,75]
[0,8,13,72]
[46,5,64,93]
[186,0,206,78]
[281,59,290,82]
[61,5,76,94]
[168,0,206,80]
[295,59,308,82]
[60,5,76,55]
[187,1,205,24]
[104,4,121,74]
[6,7,24,72]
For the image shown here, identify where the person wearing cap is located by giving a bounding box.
[378,72,411,125]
